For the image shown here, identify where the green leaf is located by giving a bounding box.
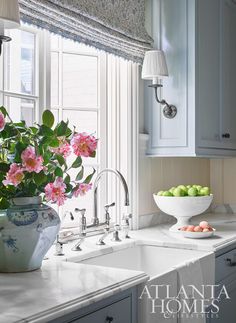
[90,151,96,158]
[56,121,68,136]
[71,156,82,168]
[55,167,63,177]
[65,127,72,137]
[43,151,53,164]
[14,142,28,163]
[0,172,4,182]
[40,136,52,146]
[64,174,71,185]
[0,197,10,209]
[14,121,26,128]
[21,136,30,145]
[56,154,65,166]
[49,137,60,148]
[29,127,38,134]
[76,166,84,181]
[84,168,96,184]
[0,163,10,172]
[27,182,37,196]
[38,125,54,137]
[0,106,7,117]
[65,183,73,193]
[42,110,55,128]
[34,172,47,186]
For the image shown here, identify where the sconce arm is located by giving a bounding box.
[148,84,168,106]
[148,83,177,119]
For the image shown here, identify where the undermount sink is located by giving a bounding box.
[70,244,207,279]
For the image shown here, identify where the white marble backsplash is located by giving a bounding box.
[139,211,174,229]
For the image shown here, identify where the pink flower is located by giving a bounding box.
[0,112,5,132]
[21,146,44,173]
[3,163,24,187]
[73,183,92,197]
[71,133,97,157]
[51,138,71,158]
[45,177,67,206]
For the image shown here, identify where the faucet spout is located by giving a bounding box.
[93,169,130,225]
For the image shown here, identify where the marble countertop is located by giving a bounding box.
[131,212,236,253]
[0,260,148,323]
[1,212,236,323]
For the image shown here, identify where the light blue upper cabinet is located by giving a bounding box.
[145,0,236,157]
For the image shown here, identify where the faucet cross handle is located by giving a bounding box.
[104,202,115,212]
[123,213,132,220]
[104,202,115,227]
[75,208,86,216]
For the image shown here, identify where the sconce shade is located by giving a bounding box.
[0,0,20,29]
[142,50,168,82]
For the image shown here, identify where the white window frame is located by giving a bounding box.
[0,24,50,123]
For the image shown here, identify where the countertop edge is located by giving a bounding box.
[18,272,149,323]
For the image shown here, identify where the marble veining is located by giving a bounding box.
[1,212,236,323]
[0,261,148,323]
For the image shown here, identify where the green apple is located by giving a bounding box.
[199,187,210,196]
[169,187,176,194]
[173,187,185,197]
[162,191,173,197]
[188,187,198,196]
[196,185,202,192]
[177,185,188,195]
[157,191,164,196]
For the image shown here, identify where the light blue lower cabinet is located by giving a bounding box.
[207,246,236,323]
[72,297,131,323]
[207,278,236,323]
[49,288,137,323]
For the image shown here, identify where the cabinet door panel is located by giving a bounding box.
[72,297,132,323]
[221,0,236,149]
[209,279,236,323]
[197,0,222,149]
[151,0,188,149]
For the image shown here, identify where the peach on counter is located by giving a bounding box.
[179,221,214,232]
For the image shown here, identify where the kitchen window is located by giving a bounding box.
[0,24,139,228]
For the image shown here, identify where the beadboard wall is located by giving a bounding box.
[138,135,210,217]
[138,136,236,218]
[210,159,236,205]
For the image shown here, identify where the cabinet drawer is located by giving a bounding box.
[73,297,132,323]
[216,248,236,282]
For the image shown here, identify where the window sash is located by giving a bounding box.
[0,24,50,124]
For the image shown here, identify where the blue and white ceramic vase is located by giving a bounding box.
[0,196,60,273]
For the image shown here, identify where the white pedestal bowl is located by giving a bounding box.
[153,194,213,232]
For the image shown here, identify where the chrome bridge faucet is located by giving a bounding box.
[93,168,130,226]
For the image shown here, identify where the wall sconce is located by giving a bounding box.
[0,0,21,55]
[142,50,177,119]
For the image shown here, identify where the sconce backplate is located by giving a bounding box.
[163,105,177,119]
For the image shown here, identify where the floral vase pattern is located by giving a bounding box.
[0,197,60,273]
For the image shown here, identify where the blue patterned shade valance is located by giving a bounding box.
[18,0,153,63]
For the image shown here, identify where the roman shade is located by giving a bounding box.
[18,0,153,63]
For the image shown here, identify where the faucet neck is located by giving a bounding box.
[93,168,130,225]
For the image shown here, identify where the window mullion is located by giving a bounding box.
[38,30,51,122]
